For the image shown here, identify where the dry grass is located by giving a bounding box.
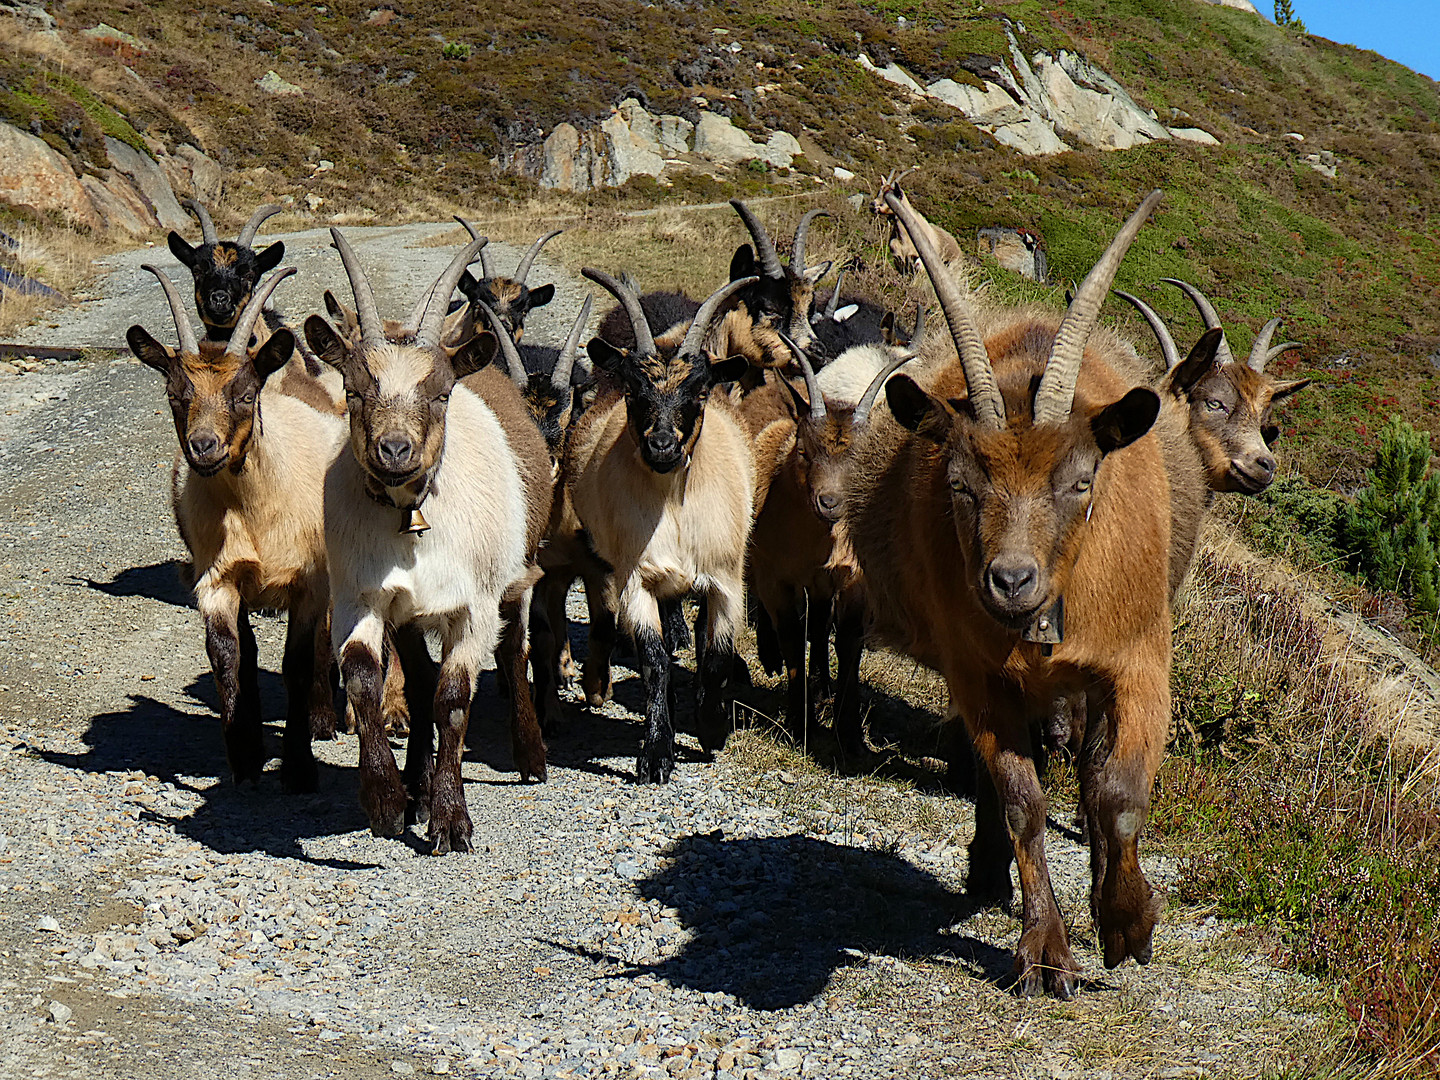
[0,225,115,339]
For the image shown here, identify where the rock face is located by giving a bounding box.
[171,144,225,203]
[513,98,802,193]
[1194,0,1260,13]
[0,122,102,230]
[80,171,154,236]
[103,136,190,232]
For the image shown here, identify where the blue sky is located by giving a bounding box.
[1282,0,1440,81]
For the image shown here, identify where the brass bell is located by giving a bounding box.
[402,507,431,534]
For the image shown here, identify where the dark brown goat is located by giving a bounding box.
[718,201,832,368]
[168,201,285,342]
[454,217,559,341]
[846,189,1207,998]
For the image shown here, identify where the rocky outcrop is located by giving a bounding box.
[80,170,155,236]
[0,123,102,230]
[1193,0,1260,13]
[103,136,190,232]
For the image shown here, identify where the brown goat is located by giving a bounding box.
[871,171,965,276]
[846,189,1207,998]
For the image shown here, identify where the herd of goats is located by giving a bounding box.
[123,181,1310,999]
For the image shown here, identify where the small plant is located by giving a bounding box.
[744,157,771,173]
[1336,415,1440,612]
[441,41,472,61]
[1274,0,1307,32]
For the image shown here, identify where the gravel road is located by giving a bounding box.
[0,227,1324,1078]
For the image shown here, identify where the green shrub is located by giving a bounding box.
[1336,415,1440,612]
[441,41,472,60]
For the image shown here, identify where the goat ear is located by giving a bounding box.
[255,241,285,274]
[1092,387,1160,455]
[450,331,496,378]
[1261,423,1281,446]
[167,232,199,268]
[587,338,627,377]
[709,355,750,385]
[253,328,294,380]
[887,375,952,444]
[880,311,898,346]
[304,314,348,370]
[526,283,555,310]
[802,260,832,286]
[1164,327,1224,398]
[126,325,176,373]
[458,269,479,296]
[730,244,756,282]
[322,290,344,320]
[1270,378,1311,402]
[781,374,809,417]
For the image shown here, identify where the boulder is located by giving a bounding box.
[1169,127,1220,145]
[79,23,147,54]
[0,0,55,29]
[80,170,157,235]
[857,54,925,96]
[616,99,664,157]
[1193,0,1260,13]
[658,115,693,155]
[991,118,1069,156]
[255,71,303,96]
[599,108,664,187]
[0,121,101,230]
[760,131,801,169]
[175,144,225,202]
[693,112,761,166]
[104,136,190,232]
[538,123,594,193]
[926,79,1027,127]
[1038,52,1170,150]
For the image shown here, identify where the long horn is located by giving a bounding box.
[552,294,593,391]
[822,270,846,319]
[1113,289,1181,370]
[237,204,282,247]
[582,268,656,357]
[777,331,825,422]
[182,199,218,245]
[1267,341,1302,366]
[884,190,1004,428]
[514,230,562,284]
[328,228,384,347]
[680,276,759,358]
[141,264,200,356]
[402,232,487,340]
[226,266,297,358]
[452,215,497,280]
[1248,317,1283,372]
[854,350,916,427]
[416,237,489,349]
[729,199,784,278]
[474,299,528,388]
[791,209,829,272]
[1034,189,1163,425]
[1161,278,1236,366]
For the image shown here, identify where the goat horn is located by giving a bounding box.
[141,264,200,356]
[1113,289,1181,370]
[226,266,297,358]
[416,237,488,350]
[854,350,916,427]
[680,275,759,358]
[883,190,1004,428]
[791,209,829,272]
[583,267,657,357]
[552,294,593,392]
[474,298,528,388]
[182,199,218,245]
[514,230,562,284]
[621,271,642,296]
[1035,190,1163,426]
[822,270,845,320]
[1248,317,1284,372]
[1160,278,1236,366]
[1267,341,1302,364]
[777,331,825,423]
[329,228,385,347]
[454,215,482,241]
[910,300,927,345]
[451,216,491,279]
[402,232,487,340]
[237,204,282,247]
[729,199,784,279]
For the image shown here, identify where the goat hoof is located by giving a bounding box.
[514,743,548,783]
[429,811,473,855]
[406,798,430,827]
[226,734,266,787]
[966,865,1013,909]
[1011,924,1080,1000]
[281,753,318,794]
[637,748,674,784]
[367,810,406,838]
[309,705,339,741]
[383,710,410,739]
[361,781,407,837]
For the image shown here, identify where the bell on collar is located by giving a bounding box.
[402,507,431,535]
[1022,596,1063,653]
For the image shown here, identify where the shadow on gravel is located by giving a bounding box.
[74,560,194,608]
[576,833,1017,1010]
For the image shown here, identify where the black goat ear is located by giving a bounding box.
[303,314,348,370]
[254,241,285,274]
[1164,327,1223,398]
[450,331,496,378]
[709,355,750,385]
[887,375,952,444]
[1092,387,1160,455]
[167,232,199,269]
[323,290,345,320]
[880,311,897,346]
[730,244,756,282]
[126,325,176,373]
[587,338,627,376]
[526,283,555,310]
[253,328,294,380]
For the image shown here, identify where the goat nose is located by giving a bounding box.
[986,558,1039,602]
[210,291,232,308]
[818,493,841,511]
[1253,453,1276,478]
[377,435,414,470]
[188,432,220,460]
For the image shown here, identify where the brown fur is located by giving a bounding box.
[872,183,965,275]
[1176,362,1309,494]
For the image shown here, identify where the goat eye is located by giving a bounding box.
[1073,477,1092,494]
[1206,399,1226,412]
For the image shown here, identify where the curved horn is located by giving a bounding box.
[1113,288,1181,370]
[776,331,825,423]
[909,300,927,345]
[226,266,297,358]
[1161,278,1236,366]
[1034,189,1163,426]
[791,209,829,272]
[416,237,489,349]
[1248,317,1283,372]
[328,228,384,347]
[237,204,282,247]
[679,276,759,358]
[514,230,563,284]
[582,268,656,357]
[884,190,1004,428]
[140,264,200,356]
[552,294,593,391]
[729,199,784,278]
[854,350,916,427]
[474,299,528,388]
[182,199,218,245]
[1266,341,1302,366]
[822,270,846,320]
[454,215,482,242]
[402,232,487,340]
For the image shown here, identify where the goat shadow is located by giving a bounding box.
[73,560,194,609]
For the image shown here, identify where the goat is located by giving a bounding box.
[808,270,893,358]
[739,335,910,749]
[564,269,758,782]
[168,201,285,343]
[871,171,964,276]
[127,263,342,792]
[304,229,553,853]
[845,189,1208,997]
[1115,281,1310,494]
[476,295,593,457]
[454,217,559,341]
[719,200,832,367]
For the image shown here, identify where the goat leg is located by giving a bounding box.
[429,663,475,854]
[202,592,266,786]
[696,582,741,756]
[805,591,834,724]
[832,586,866,758]
[581,573,616,708]
[500,595,548,782]
[308,606,340,740]
[632,588,675,782]
[340,634,406,836]
[279,603,322,793]
[528,581,564,734]
[393,625,436,826]
[775,601,808,742]
[381,632,410,737]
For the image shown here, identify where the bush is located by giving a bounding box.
[1336,415,1440,612]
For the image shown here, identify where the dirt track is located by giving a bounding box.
[0,227,1325,1079]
